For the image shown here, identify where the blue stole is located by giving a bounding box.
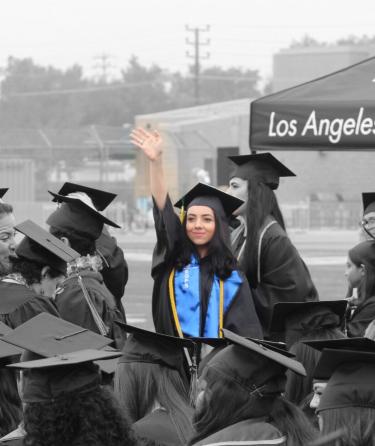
[173,256,242,337]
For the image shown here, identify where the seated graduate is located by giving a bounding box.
[1,312,134,446]
[344,240,375,337]
[313,339,375,445]
[0,188,16,277]
[50,182,128,313]
[0,322,23,443]
[0,220,78,328]
[115,323,195,446]
[131,127,263,340]
[226,154,319,337]
[269,300,347,407]
[46,189,126,349]
[190,329,318,446]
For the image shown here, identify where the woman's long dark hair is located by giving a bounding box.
[241,179,285,287]
[0,368,22,437]
[23,386,135,446]
[114,362,194,445]
[191,366,317,446]
[175,210,237,280]
[320,407,375,446]
[284,326,345,406]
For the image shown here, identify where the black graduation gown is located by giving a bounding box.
[133,409,186,446]
[346,295,375,337]
[192,418,286,446]
[151,196,263,339]
[233,218,319,338]
[54,270,126,349]
[0,280,59,328]
[96,229,128,315]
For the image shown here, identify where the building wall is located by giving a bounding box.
[273,46,373,92]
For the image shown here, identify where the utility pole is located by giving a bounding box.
[93,53,115,83]
[185,25,210,105]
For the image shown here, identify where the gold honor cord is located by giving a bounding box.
[168,268,224,338]
[168,269,184,338]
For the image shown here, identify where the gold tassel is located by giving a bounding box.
[179,204,185,223]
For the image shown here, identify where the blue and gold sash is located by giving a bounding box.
[169,256,242,337]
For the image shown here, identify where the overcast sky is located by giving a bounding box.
[1,0,374,82]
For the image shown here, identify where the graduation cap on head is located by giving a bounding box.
[203,329,305,400]
[8,349,121,403]
[304,337,375,353]
[117,322,196,371]
[193,336,293,378]
[362,192,375,215]
[174,182,244,218]
[1,312,112,357]
[53,182,117,212]
[47,190,120,240]
[314,349,375,412]
[14,220,80,274]
[228,153,296,190]
[269,300,347,346]
[0,188,9,200]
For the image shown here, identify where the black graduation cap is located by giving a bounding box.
[221,329,305,376]
[304,337,375,353]
[15,219,80,274]
[269,300,348,334]
[201,329,305,398]
[7,349,121,403]
[53,182,117,211]
[117,322,196,371]
[47,191,120,239]
[1,312,112,357]
[191,336,293,357]
[174,182,244,218]
[313,348,375,381]
[362,192,375,215]
[0,188,9,199]
[313,349,375,413]
[228,153,296,190]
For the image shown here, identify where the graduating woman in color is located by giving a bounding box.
[227,153,319,337]
[131,128,262,340]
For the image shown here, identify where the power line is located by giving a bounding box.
[185,25,210,105]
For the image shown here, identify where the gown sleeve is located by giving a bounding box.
[96,229,128,303]
[151,195,183,278]
[224,274,264,339]
[7,296,60,329]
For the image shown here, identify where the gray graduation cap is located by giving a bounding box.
[15,219,80,274]
[1,312,112,357]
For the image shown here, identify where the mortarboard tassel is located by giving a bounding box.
[186,344,198,408]
[179,204,185,223]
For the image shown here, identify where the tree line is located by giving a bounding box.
[0,56,260,129]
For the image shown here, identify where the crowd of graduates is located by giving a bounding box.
[0,127,375,445]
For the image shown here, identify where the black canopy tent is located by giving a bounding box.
[250,56,375,152]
